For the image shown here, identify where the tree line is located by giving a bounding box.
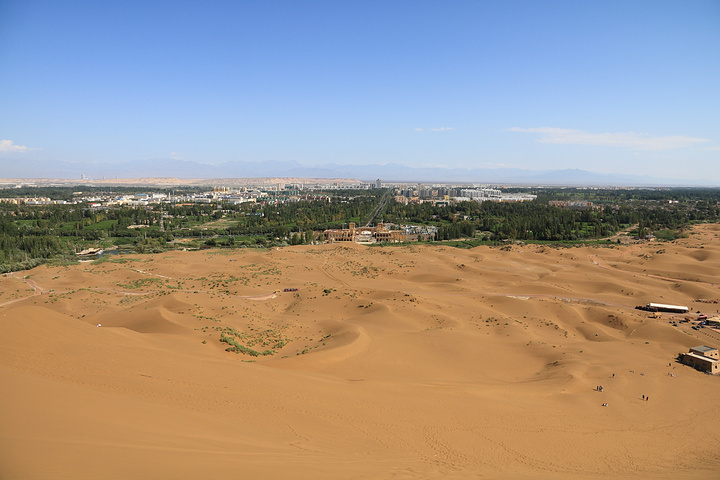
[0,186,718,271]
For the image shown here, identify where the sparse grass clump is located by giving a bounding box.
[117,278,164,289]
[218,326,290,357]
[220,334,267,356]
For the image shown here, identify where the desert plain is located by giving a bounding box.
[2,224,720,479]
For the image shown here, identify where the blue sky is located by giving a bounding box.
[1,0,719,181]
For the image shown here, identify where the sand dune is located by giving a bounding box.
[88,306,189,334]
[2,224,720,479]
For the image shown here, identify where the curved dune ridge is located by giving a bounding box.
[688,248,711,262]
[2,224,720,479]
[88,307,189,334]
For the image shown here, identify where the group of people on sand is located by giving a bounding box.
[597,373,653,407]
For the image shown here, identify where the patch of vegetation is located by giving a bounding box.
[218,326,290,356]
[2,185,719,270]
[654,229,685,241]
[117,278,165,289]
[95,256,142,265]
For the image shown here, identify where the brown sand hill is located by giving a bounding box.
[2,224,720,479]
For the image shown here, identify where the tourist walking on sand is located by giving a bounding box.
[642,394,645,400]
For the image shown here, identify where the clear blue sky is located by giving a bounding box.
[1,0,719,181]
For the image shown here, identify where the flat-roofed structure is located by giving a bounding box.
[324,226,355,242]
[355,230,374,243]
[690,345,719,359]
[324,223,404,244]
[648,303,689,313]
[680,346,719,374]
[374,228,404,242]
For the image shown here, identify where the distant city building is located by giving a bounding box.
[323,222,438,243]
[548,200,598,210]
[461,188,501,199]
[324,223,404,243]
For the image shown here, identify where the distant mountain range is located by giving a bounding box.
[1,158,715,187]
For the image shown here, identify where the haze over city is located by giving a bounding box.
[1,1,719,184]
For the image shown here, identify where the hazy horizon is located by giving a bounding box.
[1,159,719,188]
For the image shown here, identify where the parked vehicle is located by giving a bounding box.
[636,305,658,312]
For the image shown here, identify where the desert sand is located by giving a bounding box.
[2,224,720,479]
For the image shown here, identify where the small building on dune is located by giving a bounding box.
[690,346,719,359]
[680,346,719,374]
